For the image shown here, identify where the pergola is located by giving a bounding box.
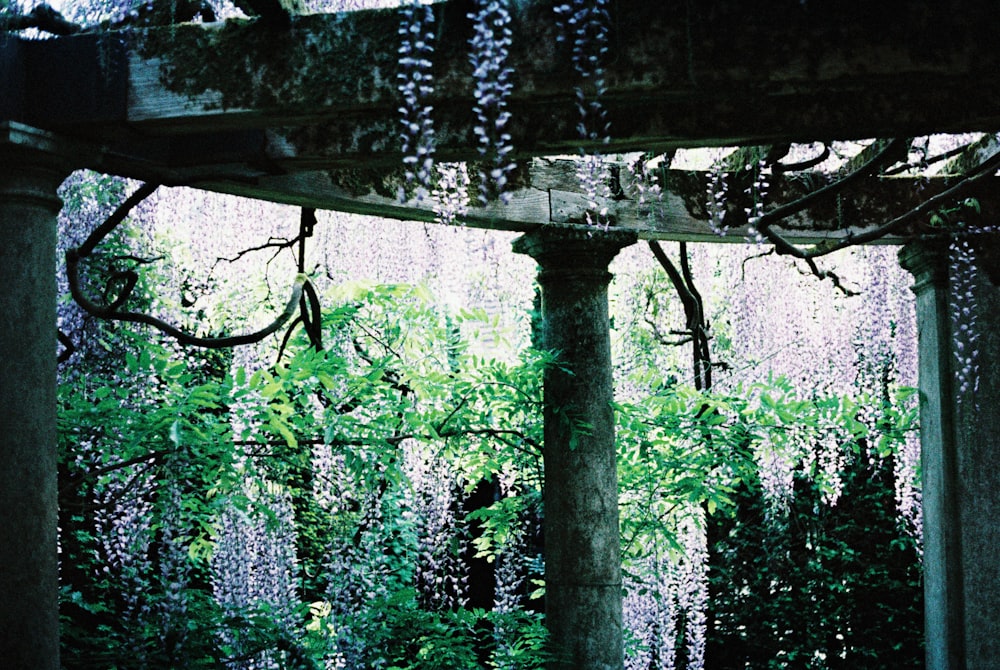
[2,2,1000,668]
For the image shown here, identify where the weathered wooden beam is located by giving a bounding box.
[7,1,1000,242]
[10,0,1000,177]
[940,133,1000,175]
[186,157,999,245]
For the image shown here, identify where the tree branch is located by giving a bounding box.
[753,138,908,256]
[648,240,715,389]
[761,146,1000,261]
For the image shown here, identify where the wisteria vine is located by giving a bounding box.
[555,0,612,225]
[469,0,516,204]
[397,0,437,202]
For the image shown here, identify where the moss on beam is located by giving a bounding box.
[125,0,1000,152]
[134,9,405,115]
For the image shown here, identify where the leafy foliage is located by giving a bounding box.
[55,168,924,670]
[615,373,922,669]
[58,278,549,669]
[705,437,923,668]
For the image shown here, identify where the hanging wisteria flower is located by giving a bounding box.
[677,513,708,670]
[492,523,527,670]
[157,475,193,665]
[815,430,846,507]
[949,235,981,405]
[706,160,730,236]
[398,0,436,202]
[469,0,515,204]
[430,162,471,226]
[621,511,706,670]
[576,153,611,227]
[555,0,610,139]
[92,457,154,664]
[754,432,797,517]
[213,482,300,669]
[555,0,612,226]
[405,443,468,610]
[896,431,923,546]
[622,553,678,669]
[744,158,771,244]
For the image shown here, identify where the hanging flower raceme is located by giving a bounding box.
[469,0,515,204]
[157,474,194,665]
[398,0,437,202]
[706,159,730,237]
[431,162,471,226]
[555,0,612,225]
[555,0,609,140]
[744,158,771,244]
[949,234,982,404]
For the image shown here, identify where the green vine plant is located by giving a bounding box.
[58,274,552,667]
[65,182,323,352]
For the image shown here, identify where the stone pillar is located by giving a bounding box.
[513,226,636,670]
[0,124,68,670]
[900,240,1000,670]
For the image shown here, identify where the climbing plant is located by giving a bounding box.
[58,280,552,668]
[16,1,982,667]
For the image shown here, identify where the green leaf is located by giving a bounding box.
[269,417,298,448]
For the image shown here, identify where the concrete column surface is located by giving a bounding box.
[0,125,67,670]
[900,240,1000,670]
[513,226,636,670]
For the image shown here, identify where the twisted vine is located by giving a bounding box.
[65,182,320,351]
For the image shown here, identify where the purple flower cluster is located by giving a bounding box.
[322,458,397,666]
[753,430,799,517]
[406,447,468,611]
[430,162,471,226]
[213,483,300,669]
[555,0,609,142]
[622,514,707,670]
[157,475,194,664]
[492,519,529,668]
[469,0,515,204]
[623,554,678,669]
[92,452,155,663]
[555,0,612,226]
[398,1,436,202]
[705,162,730,237]
[949,236,981,403]
[744,159,771,244]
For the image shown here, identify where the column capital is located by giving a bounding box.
[512,224,637,275]
[0,122,73,212]
[899,240,949,296]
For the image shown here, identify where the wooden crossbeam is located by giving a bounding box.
[10,1,1000,162]
[5,0,1000,239]
[188,156,998,244]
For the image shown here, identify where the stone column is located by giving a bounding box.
[900,240,1000,670]
[0,124,69,670]
[513,226,636,670]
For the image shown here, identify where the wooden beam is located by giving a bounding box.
[7,1,1000,241]
[13,0,1000,174]
[185,157,999,244]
